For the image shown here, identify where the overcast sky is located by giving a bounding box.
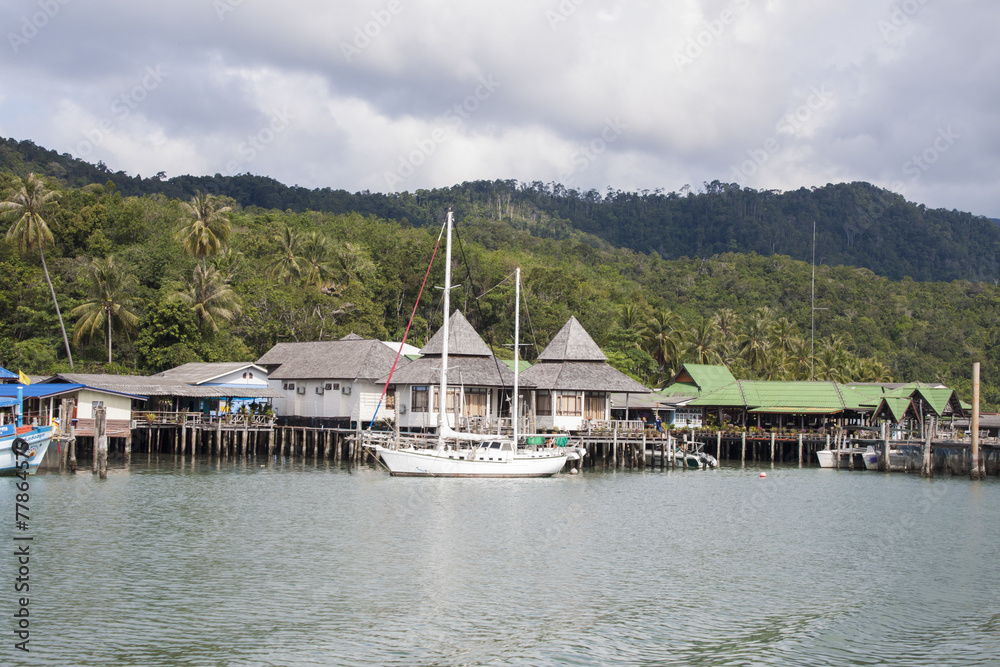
[2,0,997,216]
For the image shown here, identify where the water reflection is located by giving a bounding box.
[4,463,998,666]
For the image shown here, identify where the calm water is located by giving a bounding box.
[3,458,998,666]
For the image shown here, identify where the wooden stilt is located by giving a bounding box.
[971,362,982,480]
[797,432,803,468]
[741,432,746,466]
[770,432,776,465]
[921,416,935,477]
[95,405,108,479]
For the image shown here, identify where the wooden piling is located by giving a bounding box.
[741,432,746,466]
[921,416,935,478]
[95,405,108,479]
[881,422,889,472]
[971,362,982,480]
[797,432,803,468]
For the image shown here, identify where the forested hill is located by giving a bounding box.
[3,136,997,283]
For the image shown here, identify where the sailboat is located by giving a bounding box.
[0,390,53,476]
[370,211,571,477]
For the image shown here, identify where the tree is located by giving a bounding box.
[265,225,307,285]
[70,255,141,363]
[2,173,74,368]
[645,308,683,380]
[684,316,723,365]
[174,193,232,270]
[172,265,242,332]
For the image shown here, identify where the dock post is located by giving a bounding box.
[641,433,646,469]
[59,398,73,471]
[740,432,746,467]
[921,416,935,478]
[95,405,108,479]
[180,419,187,457]
[214,421,221,457]
[797,432,803,468]
[770,432,776,466]
[971,362,982,480]
[612,425,618,468]
[881,422,889,472]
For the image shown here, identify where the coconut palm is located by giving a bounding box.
[70,256,141,363]
[738,312,772,376]
[645,308,683,376]
[713,308,740,362]
[300,231,337,288]
[172,265,242,332]
[2,173,74,368]
[684,316,723,365]
[266,226,307,285]
[174,193,232,270]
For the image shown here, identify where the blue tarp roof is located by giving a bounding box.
[0,383,85,399]
[0,366,18,380]
[0,396,17,408]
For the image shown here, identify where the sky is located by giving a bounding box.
[2,0,998,217]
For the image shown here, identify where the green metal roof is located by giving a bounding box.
[501,359,533,373]
[875,396,913,423]
[670,364,736,393]
[689,380,878,414]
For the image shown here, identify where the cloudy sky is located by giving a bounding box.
[2,0,998,216]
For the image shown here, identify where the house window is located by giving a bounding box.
[324,382,340,391]
[584,392,606,420]
[283,382,295,391]
[386,385,396,410]
[464,387,487,417]
[536,392,552,416]
[556,392,582,416]
[433,388,460,413]
[412,386,429,412]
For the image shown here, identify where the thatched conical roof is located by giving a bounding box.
[536,316,606,362]
[420,310,493,357]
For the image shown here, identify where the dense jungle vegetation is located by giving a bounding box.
[1,137,997,407]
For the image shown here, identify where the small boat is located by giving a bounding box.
[862,446,879,470]
[675,446,718,469]
[816,446,867,468]
[0,423,53,476]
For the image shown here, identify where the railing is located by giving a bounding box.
[133,411,277,428]
[583,419,647,434]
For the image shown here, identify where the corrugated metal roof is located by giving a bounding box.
[419,310,494,357]
[669,364,736,395]
[0,383,86,399]
[690,380,878,413]
[46,374,281,399]
[152,362,265,385]
[0,366,17,380]
[536,317,607,362]
[258,338,407,380]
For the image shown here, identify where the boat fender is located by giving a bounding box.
[11,437,30,457]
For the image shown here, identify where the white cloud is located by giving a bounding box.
[0,0,997,216]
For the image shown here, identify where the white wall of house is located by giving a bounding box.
[267,378,395,422]
[205,368,270,388]
[532,390,609,432]
[74,390,133,421]
[395,383,502,431]
[672,408,703,428]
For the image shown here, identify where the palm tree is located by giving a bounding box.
[684,316,723,365]
[713,308,740,363]
[2,173,74,368]
[266,226,307,285]
[738,312,772,376]
[174,193,232,270]
[172,265,242,332]
[70,256,141,363]
[300,231,336,288]
[645,308,683,377]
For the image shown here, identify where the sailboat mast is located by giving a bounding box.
[438,210,453,448]
[513,267,520,449]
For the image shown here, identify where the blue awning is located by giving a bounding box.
[0,383,85,399]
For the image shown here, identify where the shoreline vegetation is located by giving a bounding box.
[2,138,999,409]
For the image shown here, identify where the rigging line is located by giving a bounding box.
[452,219,512,400]
[520,282,540,359]
[368,217,447,431]
[474,270,516,300]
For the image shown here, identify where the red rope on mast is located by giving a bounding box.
[370,221,447,425]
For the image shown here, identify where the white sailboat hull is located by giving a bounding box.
[375,445,568,477]
[0,426,53,476]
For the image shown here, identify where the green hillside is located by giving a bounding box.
[0,138,996,407]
